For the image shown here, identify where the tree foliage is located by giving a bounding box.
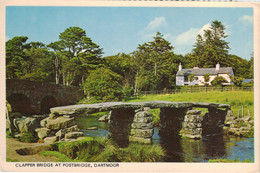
[83,68,123,102]
[6,22,254,103]
[211,76,228,86]
[132,32,181,92]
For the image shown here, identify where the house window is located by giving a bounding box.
[184,76,188,82]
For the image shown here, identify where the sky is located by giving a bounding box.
[6,6,253,60]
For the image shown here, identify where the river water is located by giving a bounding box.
[75,115,254,162]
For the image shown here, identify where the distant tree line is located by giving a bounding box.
[6,20,254,102]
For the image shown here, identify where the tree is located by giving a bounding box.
[203,73,210,86]
[104,53,135,96]
[6,36,30,79]
[132,32,180,92]
[211,76,228,86]
[57,27,103,86]
[231,76,244,87]
[190,20,230,68]
[83,68,123,102]
[47,41,64,84]
[22,42,53,81]
[188,74,195,85]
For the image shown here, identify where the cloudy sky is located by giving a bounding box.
[6,6,253,60]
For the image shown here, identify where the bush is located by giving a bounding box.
[20,131,39,143]
[51,137,104,161]
[83,68,124,102]
[211,76,228,86]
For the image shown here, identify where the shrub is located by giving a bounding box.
[52,137,104,161]
[83,68,124,102]
[211,76,228,86]
[20,131,38,143]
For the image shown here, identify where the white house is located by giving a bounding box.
[176,63,234,86]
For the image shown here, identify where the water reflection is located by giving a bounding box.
[75,115,254,162]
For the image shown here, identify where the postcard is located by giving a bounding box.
[0,0,259,172]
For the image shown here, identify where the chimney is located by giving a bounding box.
[216,62,220,70]
[193,65,199,69]
[178,63,182,71]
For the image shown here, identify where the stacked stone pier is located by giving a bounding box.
[45,101,231,145]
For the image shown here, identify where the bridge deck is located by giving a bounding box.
[50,101,230,115]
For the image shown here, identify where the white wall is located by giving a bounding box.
[176,76,184,86]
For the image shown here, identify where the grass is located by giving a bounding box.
[6,158,19,162]
[20,131,39,143]
[39,151,74,162]
[127,91,254,120]
[42,137,165,162]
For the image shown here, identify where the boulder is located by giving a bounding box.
[46,117,75,130]
[40,117,50,127]
[133,117,153,123]
[98,115,110,122]
[129,136,152,144]
[86,127,98,130]
[35,128,52,139]
[186,110,202,115]
[65,132,84,139]
[44,136,57,144]
[130,129,154,138]
[242,116,251,122]
[184,114,203,123]
[55,125,80,139]
[131,122,154,129]
[134,111,153,118]
[13,117,40,133]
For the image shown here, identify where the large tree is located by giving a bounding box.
[132,32,181,92]
[55,27,103,86]
[191,20,230,68]
[22,42,53,81]
[6,36,30,79]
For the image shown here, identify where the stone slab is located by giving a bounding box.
[50,101,230,116]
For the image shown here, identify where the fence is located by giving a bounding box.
[135,86,253,96]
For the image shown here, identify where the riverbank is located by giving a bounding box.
[6,138,58,162]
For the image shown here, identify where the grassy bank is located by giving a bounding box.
[40,137,165,162]
[127,91,254,120]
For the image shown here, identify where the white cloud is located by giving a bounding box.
[175,23,210,46]
[239,15,253,24]
[139,17,168,42]
[198,23,211,36]
[145,17,168,32]
[175,28,200,46]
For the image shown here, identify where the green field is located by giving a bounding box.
[127,91,254,120]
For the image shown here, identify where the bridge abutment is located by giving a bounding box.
[202,108,227,136]
[108,109,135,147]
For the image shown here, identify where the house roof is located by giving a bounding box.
[176,67,233,76]
[242,79,253,83]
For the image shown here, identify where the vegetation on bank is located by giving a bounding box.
[39,137,165,162]
[7,20,253,103]
[127,91,254,125]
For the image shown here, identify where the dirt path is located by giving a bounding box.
[6,138,58,162]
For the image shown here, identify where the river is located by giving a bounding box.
[75,115,254,162]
